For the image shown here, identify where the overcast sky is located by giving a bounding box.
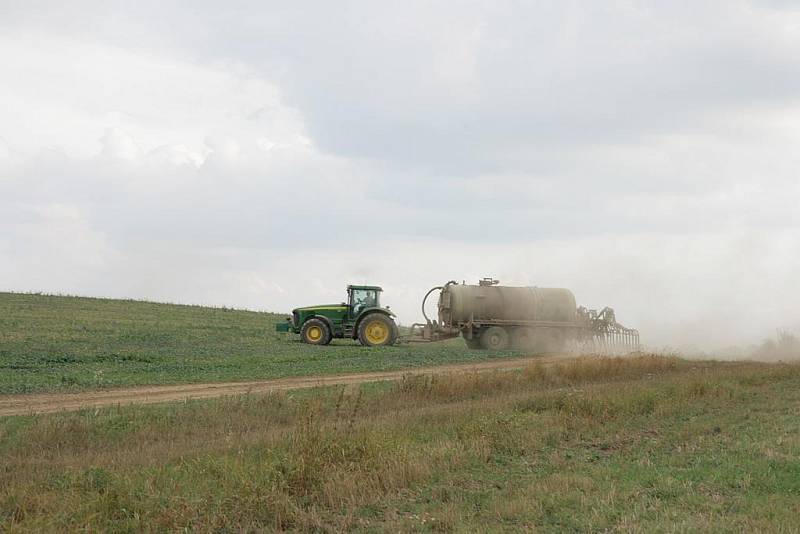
[2,1,799,350]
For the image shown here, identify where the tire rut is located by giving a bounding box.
[0,354,576,417]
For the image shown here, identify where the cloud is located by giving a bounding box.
[100,128,144,161]
[1,1,800,350]
[201,1,800,175]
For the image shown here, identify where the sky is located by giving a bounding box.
[1,1,799,351]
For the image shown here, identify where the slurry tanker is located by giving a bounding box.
[410,278,639,353]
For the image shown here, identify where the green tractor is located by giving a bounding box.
[275,285,399,347]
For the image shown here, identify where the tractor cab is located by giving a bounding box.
[347,285,383,318]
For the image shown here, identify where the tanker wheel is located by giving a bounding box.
[480,326,510,351]
[358,313,397,347]
[511,327,537,351]
[464,337,482,350]
[301,318,332,345]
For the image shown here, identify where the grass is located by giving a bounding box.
[2,355,799,531]
[0,292,512,394]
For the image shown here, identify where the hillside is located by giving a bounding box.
[0,292,497,394]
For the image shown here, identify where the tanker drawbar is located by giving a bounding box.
[407,278,639,353]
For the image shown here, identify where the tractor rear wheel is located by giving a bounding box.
[301,318,332,345]
[357,313,397,347]
[480,326,510,351]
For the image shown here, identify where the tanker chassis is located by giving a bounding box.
[409,278,639,353]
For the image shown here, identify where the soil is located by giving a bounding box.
[0,354,576,417]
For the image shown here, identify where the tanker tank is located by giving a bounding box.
[439,283,577,326]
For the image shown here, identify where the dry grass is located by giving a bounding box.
[391,354,680,403]
[2,354,799,531]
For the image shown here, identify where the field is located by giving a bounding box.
[0,292,510,395]
[2,355,799,531]
[2,292,799,531]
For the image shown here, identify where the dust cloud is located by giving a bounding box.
[668,330,800,362]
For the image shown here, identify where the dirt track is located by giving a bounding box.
[0,355,576,417]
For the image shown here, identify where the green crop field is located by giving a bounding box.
[2,355,799,531]
[0,292,512,395]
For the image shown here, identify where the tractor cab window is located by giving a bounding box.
[350,289,378,315]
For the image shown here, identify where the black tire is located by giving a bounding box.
[464,337,482,350]
[511,327,537,351]
[357,313,397,347]
[301,318,332,345]
[480,326,510,351]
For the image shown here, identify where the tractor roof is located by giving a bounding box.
[347,285,383,291]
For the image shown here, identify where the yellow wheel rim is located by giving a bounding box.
[306,326,323,342]
[365,321,389,345]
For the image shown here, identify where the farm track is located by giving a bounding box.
[0,354,577,417]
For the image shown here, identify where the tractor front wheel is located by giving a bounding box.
[301,318,332,345]
[357,313,397,347]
